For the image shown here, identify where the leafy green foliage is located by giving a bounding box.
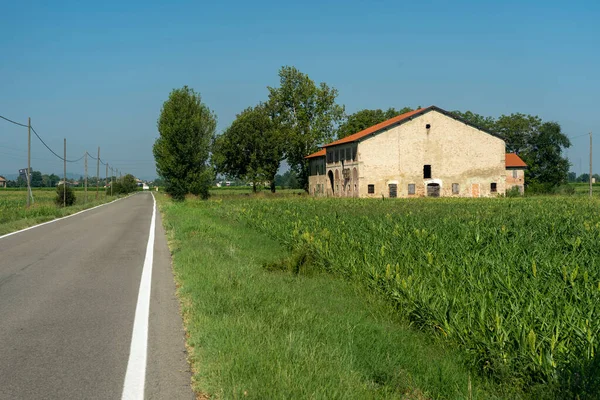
[227,196,600,397]
[274,170,300,189]
[213,103,283,192]
[154,86,216,201]
[268,66,344,191]
[111,174,138,195]
[158,194,505,399]
[337,107,413,139]
[55,183,76,207]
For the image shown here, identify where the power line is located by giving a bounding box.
[0,115,28,128]
[569,132,590,140]
[2,112,126,176]
[30,125,85,163]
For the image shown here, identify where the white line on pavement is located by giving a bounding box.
[121,193,156,400]
[0,194,134,241]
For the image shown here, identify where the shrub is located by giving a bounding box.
[55,184,76,207]
[506,186,522,197]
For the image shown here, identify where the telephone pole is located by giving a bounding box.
[590,132,593,198]
[63,138,67,208]
[96,147,100,199]
[110,167,114,196]
[27,117,31,208]
[84,152,88,203]
[105,162,108,197]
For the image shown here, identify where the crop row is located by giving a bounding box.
[217,197,600,396]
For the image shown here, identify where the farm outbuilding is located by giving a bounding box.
[307,105,527,198]
[0,176,6,188]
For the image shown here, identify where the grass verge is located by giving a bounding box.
[157,194,513,399]
[0,192,130,236]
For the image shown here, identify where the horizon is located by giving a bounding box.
[1,0,598,180]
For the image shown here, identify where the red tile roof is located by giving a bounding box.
[506,153,527,168]
[323,107,428,147]
[304,148,326,159]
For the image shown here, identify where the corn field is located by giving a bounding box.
[217,196,600,396]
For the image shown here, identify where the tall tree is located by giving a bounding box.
[495,113,542,154]
[451,110,496,132]
[268,66,344,191]
[30,170,43,187]
[521,122,571,186]
[153,86,216,200]
[213,103,283,192]
[337,107,413,139]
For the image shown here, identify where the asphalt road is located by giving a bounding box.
[0,193,193,399]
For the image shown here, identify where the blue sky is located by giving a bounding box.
[1,0,599,180]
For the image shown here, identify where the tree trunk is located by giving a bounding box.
[270,180,276,193]
[253,182,257,193]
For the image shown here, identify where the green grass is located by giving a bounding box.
[217,196,600,398]
[209,186,305,197]
[157,194,512,399]
[0,188,123,235]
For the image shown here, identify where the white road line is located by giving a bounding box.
[121,193,156,400]
[0,194,134,241]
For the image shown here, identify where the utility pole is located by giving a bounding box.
[96,146,100,199]
[105,162,108,197]
[63,138,67,208]
[84,152,88,203]
[590,132,593,198]
[110,167,113,196]
[27,117,31,208]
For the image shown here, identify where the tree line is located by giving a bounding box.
[153,66,572,200]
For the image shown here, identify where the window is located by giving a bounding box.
[352,146,357,161]
[452,183,459,194]
[345,148,350,161]
[512,170,518,179]
[408,184,416,195]
[327,151,333,163]
[389,184,397,198]
[334,149,339,163]
[368,184,375,194]
[491,182,497,193]
[424,165,432,179]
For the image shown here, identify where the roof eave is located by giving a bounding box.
[323,105,504,148]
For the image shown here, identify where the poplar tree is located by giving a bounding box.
[154,86,216,200]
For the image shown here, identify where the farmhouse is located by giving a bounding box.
[0,176,6,188]
[306,106,527,198]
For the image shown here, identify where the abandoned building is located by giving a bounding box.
[306,105,527,198]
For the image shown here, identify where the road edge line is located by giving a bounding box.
[0,193,136,241]
[121,192,156,400]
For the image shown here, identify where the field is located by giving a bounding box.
[0,188,116,235]
[160,194,600,399]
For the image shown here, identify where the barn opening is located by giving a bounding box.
[328,170,334,192]
[427,183,440,197]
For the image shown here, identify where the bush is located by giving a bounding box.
[551,184,575,195]
[110,174,138,195]
[55,184,76,207]
[506,186,522,197]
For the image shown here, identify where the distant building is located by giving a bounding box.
[306,105,527,198]
[505,153,527,194]
[0,176,6,188]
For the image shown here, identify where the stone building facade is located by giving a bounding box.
[505,153,527,194]
[306,106,527,198]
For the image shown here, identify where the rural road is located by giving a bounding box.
[0,193,194,399]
